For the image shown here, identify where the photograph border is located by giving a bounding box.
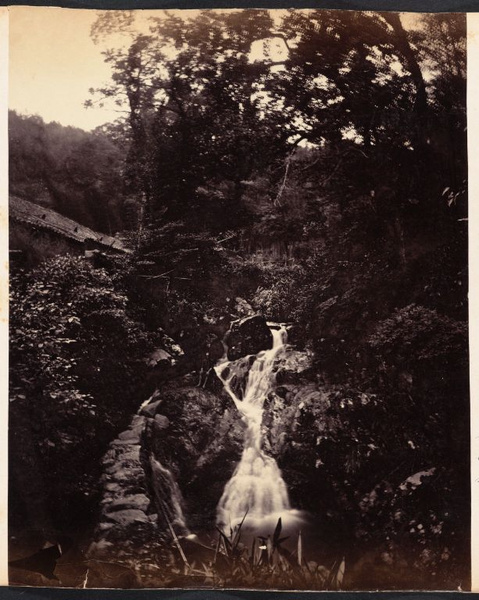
[1,1,476,598]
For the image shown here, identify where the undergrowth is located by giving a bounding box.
[169,515,345,590]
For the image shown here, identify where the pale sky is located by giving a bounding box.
[9,7,124,131]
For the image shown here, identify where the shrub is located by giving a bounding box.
[10,255,159,524]
[368,304,467,366]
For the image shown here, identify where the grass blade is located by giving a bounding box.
[297,530,302,567]
[232,509,249,549]
[335,556,345,589]
[273,517,282,546]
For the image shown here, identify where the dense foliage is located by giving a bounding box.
[10,256,161,525]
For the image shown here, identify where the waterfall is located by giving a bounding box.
[215,325,290,529]
[150,456,190,536]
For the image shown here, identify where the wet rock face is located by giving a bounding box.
[146,386,245,531]
[226,314,273,361]
[90,382,245,575]
[274,347,315,385]
[262,382,373,525]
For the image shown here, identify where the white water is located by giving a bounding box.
[215,326,291,529]
[150,456,190,535]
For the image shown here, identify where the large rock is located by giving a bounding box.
[104,493,151,513]
[146,348,172,368]
[234,296,255,317]
[275,347,315,385]
[226,314,273,360]
[104,509,150,526]
[145,386,245,530]
[153,414,170,433]
[140,399,163,418]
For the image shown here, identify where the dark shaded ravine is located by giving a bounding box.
[15,313,466,590]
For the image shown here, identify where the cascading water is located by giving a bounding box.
[150,456,190,536]
[215,325,291,529]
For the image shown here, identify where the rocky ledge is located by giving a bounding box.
[87,382,245,586]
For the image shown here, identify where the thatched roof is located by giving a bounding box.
[10,196,130,253]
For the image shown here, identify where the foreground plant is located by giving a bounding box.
[166,515,345,590]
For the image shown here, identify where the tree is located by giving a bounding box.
[414,13,467,217]
[89,10,291,228]
[9,111,125,233]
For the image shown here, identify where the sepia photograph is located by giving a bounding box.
[7,6,470,591]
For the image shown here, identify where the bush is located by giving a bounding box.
[368,304,467,366]
[10,255,160,525]
[249,262,305,322]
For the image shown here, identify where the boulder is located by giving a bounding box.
[104,509,149,527]
[140,399,163,418]
[119,445,141,463]
[88,539,114,557]
[130,415,146,430]
[104,493,150,513]
[153,414,170,433]
[226,314,273,361]
[234,296,254,317]
[118,429,142,443]
[104,482,123,494]
[146,348,172,368]
[275,348,315,385]
[112,467,145,483]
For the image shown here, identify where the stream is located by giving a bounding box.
[214,324,305,538]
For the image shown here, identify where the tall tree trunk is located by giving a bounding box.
[383,13,428,150]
